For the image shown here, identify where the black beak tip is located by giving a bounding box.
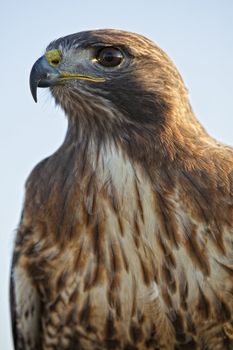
[30,82,38,103]
[29,63,40,103]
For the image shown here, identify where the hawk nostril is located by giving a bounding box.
[51,59,60,65]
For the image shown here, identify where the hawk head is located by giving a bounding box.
[30,31,190,122]
[30,29,205,165]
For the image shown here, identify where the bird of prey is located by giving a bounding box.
[11,29,233,350]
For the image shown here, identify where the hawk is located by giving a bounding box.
[11,29,233,350]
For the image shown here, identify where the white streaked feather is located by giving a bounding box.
[13,265,40,349]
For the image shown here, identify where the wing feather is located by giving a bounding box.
[10,258,41,350]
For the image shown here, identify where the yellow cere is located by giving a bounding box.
[45,50,62,66]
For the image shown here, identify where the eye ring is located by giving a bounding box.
[96,47,124,67]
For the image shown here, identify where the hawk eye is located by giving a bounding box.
[96,47,123,67]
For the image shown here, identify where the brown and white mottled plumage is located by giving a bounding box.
[11,29,233,350]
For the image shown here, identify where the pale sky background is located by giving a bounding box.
[1,0,233,348]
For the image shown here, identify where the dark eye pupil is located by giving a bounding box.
[97,47,123,67]
[104,52,114,62]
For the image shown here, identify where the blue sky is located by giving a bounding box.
[1,1,232,348]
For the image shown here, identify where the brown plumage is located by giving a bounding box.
[11,29,233,350]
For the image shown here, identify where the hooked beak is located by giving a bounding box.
[29,52,106,103]
[29,56,61,103]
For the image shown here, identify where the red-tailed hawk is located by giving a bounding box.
[11,29,233,350]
